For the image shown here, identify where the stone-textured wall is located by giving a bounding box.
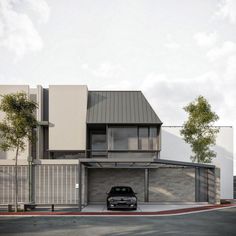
[81,165,88,206]
[215,167,221,204]
[149,167,195,202]
[88,168,145,202]
[208,168,221,204]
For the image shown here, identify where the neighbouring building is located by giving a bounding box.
[0,85,233,210]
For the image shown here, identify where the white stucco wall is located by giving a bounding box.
[160,126,234,199]
[49,85,88,151]
[0,85,30,161]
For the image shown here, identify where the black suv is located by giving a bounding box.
[106,186,137,210]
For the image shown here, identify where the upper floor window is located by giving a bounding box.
[138,127,149,150]
[149,127,158,150]
[108,126,159,151]
[108,127,138,150]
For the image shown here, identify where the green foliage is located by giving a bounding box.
[180,96,219,163]
[0,92,38,153]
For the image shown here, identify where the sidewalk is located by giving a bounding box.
[0,204,235,216]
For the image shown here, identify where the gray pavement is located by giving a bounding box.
[0,206,235,236]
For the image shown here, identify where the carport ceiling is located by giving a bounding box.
[84,162,160,168]
[80,159,215,169]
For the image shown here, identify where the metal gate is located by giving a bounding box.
[33,164,79,204]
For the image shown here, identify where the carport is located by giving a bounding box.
[77,159,219,211]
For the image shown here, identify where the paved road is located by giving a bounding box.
[0,207,235,236]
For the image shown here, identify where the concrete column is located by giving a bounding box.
[215,167,221,204]
[195,167,200,202]
[81,165,88,206]
[78,162,82,211]
[36,86,44,160]
[144,168,149,202]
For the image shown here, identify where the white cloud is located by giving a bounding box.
[215,0,236,24]
[165,41,180,50]
[225,55,236,80]
[91,62,124,78]
[22,0,50,24]
[193,32,218,47]
[140,72,227,125]
[81,63,89,70]
[0,0,50,59]
[206,41,236,61]
[164,34,180,50]
[101,80,133,90]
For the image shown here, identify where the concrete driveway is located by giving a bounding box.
[82,204,209,212]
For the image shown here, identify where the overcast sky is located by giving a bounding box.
[0,0,235,171]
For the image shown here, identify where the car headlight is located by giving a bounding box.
[130,197,137,202]
[108,197,113,202]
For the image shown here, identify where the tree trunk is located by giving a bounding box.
[14,146,19,212]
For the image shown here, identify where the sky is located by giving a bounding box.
[0,0,235,172]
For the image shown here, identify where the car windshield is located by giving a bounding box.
[110,187,133,194]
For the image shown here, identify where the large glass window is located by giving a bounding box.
[138,127,149,150]
[108,126,159,151]
[108,127,138,150]
[149,127,157,150]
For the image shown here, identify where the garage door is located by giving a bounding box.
[88,168,145,203]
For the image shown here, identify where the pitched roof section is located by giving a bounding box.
[87,91,162,124]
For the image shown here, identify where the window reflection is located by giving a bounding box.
[149,127,157,150]
[139,127,149,150]
[109,127,138,150]
[108,126,159,151]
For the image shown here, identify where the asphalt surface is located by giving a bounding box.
[0,207,235,236]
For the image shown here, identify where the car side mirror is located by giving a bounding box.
[134,192,138,195]
[106,192,109,195]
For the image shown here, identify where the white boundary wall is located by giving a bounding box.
[161,126,234,199]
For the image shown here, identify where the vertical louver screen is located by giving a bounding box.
[0,166,29,204]
[34,165,78,204]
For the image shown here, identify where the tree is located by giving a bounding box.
[0,92,38,212]
[180,95,219,163]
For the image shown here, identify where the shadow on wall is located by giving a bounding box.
[161,129,233,164]
[149,167,196,202]
[161,130,192,162]
[161,129,234,199]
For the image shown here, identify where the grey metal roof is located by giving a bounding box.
[87,91,162,124]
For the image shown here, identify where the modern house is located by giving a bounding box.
[0,85,233,210]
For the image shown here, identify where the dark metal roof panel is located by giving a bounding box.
[87,91,162,124]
